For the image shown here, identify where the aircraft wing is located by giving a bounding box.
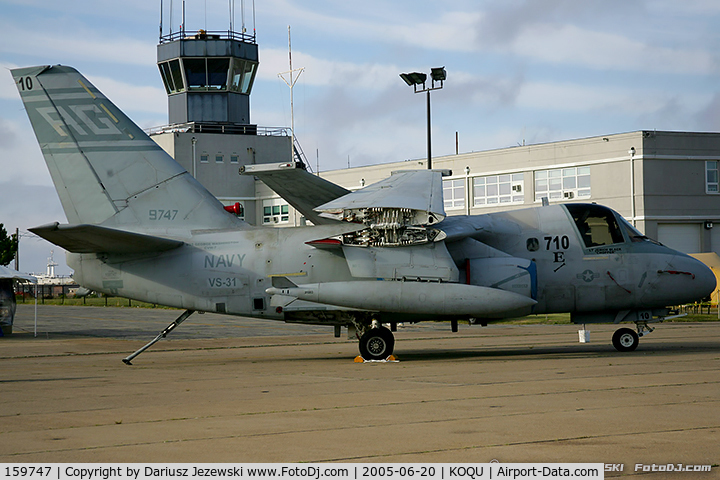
[241,162,350,225]
[29,223,184,254]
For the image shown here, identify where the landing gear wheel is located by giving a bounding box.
[612,328,639,352]
[359,326,395,361]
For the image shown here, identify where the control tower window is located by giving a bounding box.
[565,204,624,248]
[184,58,230,91]
[159,62,172,94]
[207,58,229,90]
[169,60,184,92]
[158,59,185,94]
[184,59,208,90]
[230,59,257,94]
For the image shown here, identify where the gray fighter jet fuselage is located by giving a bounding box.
[12,65,715,361]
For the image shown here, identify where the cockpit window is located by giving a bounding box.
[617,216,662,245]
[565,204,625,248]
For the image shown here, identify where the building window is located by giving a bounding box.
[707,161,719,193]
[474,174,524,206]
[535,167,590,202]
[200,154,209,163]
[215,154,223,163]
[230,155,239,164]
[263,199,290,224]
[443,179,465,210]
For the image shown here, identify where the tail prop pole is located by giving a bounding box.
[122,309,195,365]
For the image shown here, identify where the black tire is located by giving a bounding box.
[359,326,395,360]
[612,328,639,352]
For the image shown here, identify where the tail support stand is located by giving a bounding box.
[122,310,195,365]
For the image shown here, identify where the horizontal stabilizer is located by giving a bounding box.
[241,162,350,225]
[30,223,184,254]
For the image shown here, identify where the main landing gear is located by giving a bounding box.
[359,326,395,360]
[354,319,396,361]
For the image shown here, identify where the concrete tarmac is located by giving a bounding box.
[1,305,718,475]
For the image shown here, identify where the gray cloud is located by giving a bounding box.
[0,119,17,148]
[474,0,647,47]
[694,93,720,131]
[443,72,526,110]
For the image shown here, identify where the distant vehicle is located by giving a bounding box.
[0,265,36,335]
[12,65,716,361]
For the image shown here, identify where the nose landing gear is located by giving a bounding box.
[612,320,656,352]
[612,327,639,352]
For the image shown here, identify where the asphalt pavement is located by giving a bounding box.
[1,305,718,476]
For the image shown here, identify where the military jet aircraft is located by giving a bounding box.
[12,65,716,362]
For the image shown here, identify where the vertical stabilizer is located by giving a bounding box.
[12,65,242,231]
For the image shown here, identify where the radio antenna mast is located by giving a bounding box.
[278,26,305,164]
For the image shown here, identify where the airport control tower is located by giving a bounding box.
[149,3,295,225]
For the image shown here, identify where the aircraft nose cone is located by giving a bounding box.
[692,257,717,298]
[667,255,717,303]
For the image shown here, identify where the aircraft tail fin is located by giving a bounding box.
[11,65,241,231]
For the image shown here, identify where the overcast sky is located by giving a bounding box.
[1,0,720,275]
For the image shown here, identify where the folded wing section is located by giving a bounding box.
[316,169,446,225]
[241,162,350,225]
[309,170,449,247]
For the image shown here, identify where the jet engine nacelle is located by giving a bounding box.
[466,257,536,300]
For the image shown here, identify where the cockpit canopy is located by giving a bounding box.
[565,204,660,249]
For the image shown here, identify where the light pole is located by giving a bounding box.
[629,146,636,227]
[191,136,197,178]
[400,67,446,170]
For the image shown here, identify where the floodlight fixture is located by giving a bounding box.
[400,73,414,86]
[409,72,427,85]
[399,72,427,87]
[430,67,446,82]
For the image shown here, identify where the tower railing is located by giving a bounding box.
[144,122,288,137]
[159,29,256,44]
